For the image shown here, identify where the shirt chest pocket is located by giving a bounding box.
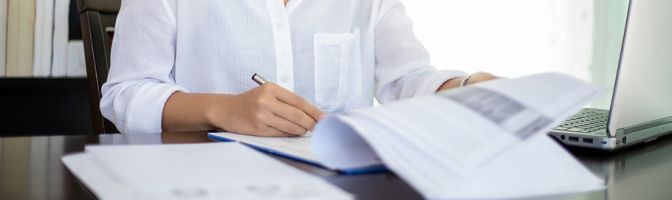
[313,29,362,113]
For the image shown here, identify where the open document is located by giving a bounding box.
[208,131,386,174]
[312,72,605,199]
[62,143,352,200]
[209,72,605,198]
[210,73,604,199]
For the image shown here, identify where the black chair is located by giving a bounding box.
[76,0,120,133]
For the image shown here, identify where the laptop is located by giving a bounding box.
[549,0,672,150]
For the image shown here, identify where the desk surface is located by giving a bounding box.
[1,132,671,200]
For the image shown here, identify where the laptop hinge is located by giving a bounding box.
[619,116,672,135]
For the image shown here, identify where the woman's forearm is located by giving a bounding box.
[161,84,323,136]
[161,92,234,132]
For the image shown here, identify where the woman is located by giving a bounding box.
[101,0,497,135]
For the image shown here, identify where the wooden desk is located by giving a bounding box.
[2,132,672,200]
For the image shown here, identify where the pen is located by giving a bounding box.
[252,73,268,85]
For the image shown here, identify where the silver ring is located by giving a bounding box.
[460,74,474,87]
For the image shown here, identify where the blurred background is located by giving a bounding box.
[0,0,630,135]
[403,0,630,108]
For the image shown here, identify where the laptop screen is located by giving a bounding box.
[608,0,672,136]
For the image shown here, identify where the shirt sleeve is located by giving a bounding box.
[373,0,467,104]
[100,0,186,134]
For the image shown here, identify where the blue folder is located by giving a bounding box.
[208,133,387,175]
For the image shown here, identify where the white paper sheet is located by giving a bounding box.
[447,134,605,199]
[312,73,605,199]
[63,143,352,200]
[62,153,142,200]
[209,132,318,162]
[208,131,385,172]
[305,116,382,170]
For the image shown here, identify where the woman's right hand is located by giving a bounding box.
[208,83,325,137]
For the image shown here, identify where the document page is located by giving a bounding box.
[208,131,384,171]
[208,132,320,164]
[64,143,352,200]
[312,72,604,199]
[452,134,605,199]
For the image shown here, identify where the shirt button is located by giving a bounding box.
[274,22,284,30]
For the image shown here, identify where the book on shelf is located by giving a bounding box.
[51,0,71,77]
[1,0,83,78]
[0,0,7,76]
[5,0,35,77]
[33,0,55,77]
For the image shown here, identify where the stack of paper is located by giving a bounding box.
[62,143,352,200]
[311,73,606,199]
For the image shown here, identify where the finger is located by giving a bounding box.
[266,113,308,136]
[270,101,317,131]
[274,89,324,121]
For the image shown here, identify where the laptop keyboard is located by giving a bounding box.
[553,109,609,133]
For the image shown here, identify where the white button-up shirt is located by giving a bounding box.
[101,0,467,133]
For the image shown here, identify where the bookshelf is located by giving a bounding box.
[0,77,93,135]
[0,0,92,135]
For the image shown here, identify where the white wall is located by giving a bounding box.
[403,0,597,79]
[402,0,629,108]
